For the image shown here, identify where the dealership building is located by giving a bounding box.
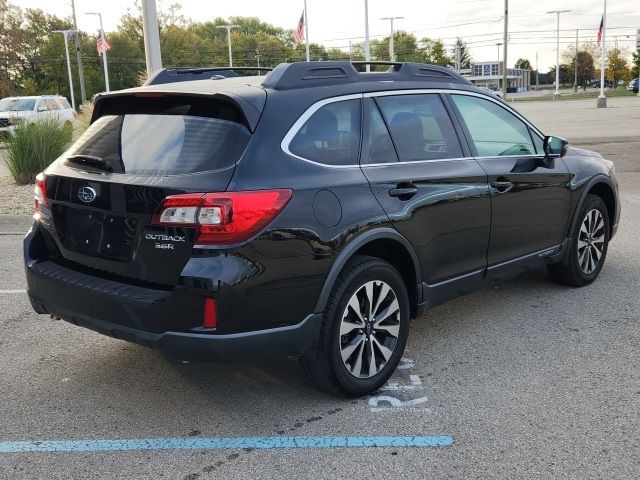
[460,61,531,93]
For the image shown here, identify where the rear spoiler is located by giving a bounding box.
[91,89,266,133]
[145,67,273,86]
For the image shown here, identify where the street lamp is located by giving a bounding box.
[217,25,240,67]
[597,0,608,108]
[547,9,572,99]
[85,12,110,92]
[381,16,404,62]
[496,42,503,92]
[52,30,76,110]
[364,0,371,71]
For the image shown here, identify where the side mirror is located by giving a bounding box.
[543,135,568,158]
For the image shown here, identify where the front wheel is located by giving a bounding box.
[548,194,610,287]
[302,256,410,396]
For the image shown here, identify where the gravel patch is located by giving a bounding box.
[0,177,34,216]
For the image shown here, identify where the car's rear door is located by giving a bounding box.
[448,93,572,268]
[360,92,491,289]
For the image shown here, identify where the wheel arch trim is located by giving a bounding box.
[571,175,617,237]
[314,227,421,314]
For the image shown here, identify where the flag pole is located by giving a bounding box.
[304,0,310,61]
[597,0,607,108]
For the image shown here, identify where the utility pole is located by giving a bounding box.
[597,0,607,108]
[256,52,261,68]
[364,0,371,72]
[141,0,162,75]
[456,44,461,72]
[574,29,579,92]
[637,27,640,97]
[381,16,403,62]
[502,0,508,98]
[70,0,86,104]
[349,40,353,61]
[547,9,571,100]
[52,30,76,110]
[217,25,241,67]
[86,12,109,92]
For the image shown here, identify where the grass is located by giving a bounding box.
[2,119,72,185]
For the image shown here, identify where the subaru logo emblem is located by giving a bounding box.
[78,186,97,203]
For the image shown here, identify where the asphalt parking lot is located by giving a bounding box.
[1,97,639,479]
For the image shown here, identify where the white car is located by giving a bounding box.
[0,95,75,134]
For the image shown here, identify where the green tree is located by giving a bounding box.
[421,38,452,66]
[451,37,472,69]
[515,58,532,70]
[569,51,595,90]
[632,51,640,79]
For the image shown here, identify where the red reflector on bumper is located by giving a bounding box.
[203,298,218,329]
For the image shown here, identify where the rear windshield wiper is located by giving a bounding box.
[66,155,113,172]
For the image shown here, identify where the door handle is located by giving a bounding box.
[389,184,418,199]
[490,180,514,193]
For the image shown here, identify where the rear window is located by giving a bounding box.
[67,96,251,175]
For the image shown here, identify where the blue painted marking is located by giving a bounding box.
[0,436,453,453]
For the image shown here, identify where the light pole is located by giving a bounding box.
[217,25,240,67]
[364,0,371,72]
[381,16,403,62]
[574,29,579,92]
[70,0,86,104]
[52,30,76,110]
[141,0,162,75]
[547,9,571,99]
[496,42,503,92]
[597,0,608,107]
[502,0,508,98]
[85,12,110,92]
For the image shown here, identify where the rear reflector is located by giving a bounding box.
[34,173,47,213]
[203,298,218,329]
[152,189,292,245]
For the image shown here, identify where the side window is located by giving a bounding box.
[289,99,361,166]
[35,99,45,111]
[365,99,398,164]
[45,99,59,111]
[451,95,535,157]
[375,94,462,161]
[58,97,72,110]
[530,129,544,154]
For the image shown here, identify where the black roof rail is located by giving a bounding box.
[261,61,468,90]
[145,67,273,86]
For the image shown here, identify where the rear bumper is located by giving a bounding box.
[24,228,323,361]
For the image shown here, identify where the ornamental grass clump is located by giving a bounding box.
[2,119,72,185]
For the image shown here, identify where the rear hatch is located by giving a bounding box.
[41,91,261,286]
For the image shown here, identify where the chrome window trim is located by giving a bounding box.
[280,89,546,168]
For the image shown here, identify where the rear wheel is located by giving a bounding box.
[548,194,610,286]
[302,255,410,396]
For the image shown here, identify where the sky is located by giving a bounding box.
[10,0,640,71]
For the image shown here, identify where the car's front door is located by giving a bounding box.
[360,93,491,289]
[448,93,572,267]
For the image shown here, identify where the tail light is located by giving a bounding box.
[202,298,218,329]
[34,173,47,213]
[152,189,292,245]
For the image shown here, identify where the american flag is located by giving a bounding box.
[96,33,111,55]
[294,10,305,44]
[597,16,604,47]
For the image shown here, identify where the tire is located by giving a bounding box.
[302,255,410,397]
[548,194,610,287]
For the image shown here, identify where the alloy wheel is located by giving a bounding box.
[339,280,400,379]
[577,208,605,275]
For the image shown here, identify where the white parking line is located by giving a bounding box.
[0,289,26,294]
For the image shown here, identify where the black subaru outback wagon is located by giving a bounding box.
[25,62,620,396]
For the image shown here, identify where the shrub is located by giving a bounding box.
[2,119,72,185]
